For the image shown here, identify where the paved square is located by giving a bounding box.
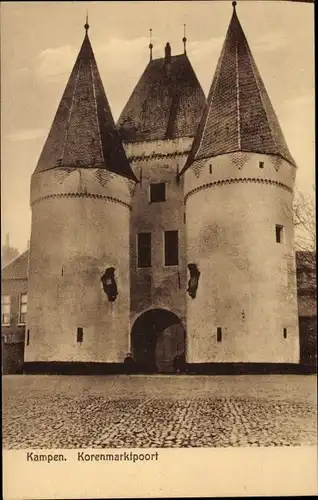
[2,374,317,449]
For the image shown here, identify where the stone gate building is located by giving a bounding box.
[3,3,314,374]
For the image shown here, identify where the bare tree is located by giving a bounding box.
[293,186,316,291]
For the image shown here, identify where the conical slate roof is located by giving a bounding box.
[182,3,296,174]
[35,27,137,181]
[117,51,206,143]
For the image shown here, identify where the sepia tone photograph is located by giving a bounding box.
[1,0,316,471]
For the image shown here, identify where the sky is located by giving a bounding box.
[1,0,315,253]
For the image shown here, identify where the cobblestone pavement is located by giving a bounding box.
[3,375,317,449]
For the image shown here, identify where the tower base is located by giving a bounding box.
[22,361,316,375]
[23,362,127,375]
[185,362,315,375]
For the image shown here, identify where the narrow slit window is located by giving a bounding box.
[150,183,166,203]
[283,328,287,339]
[77,327,83,343]
[259,161,264,169]
[276,225,284,243]
[164,230,179,266]
[26,329,30,346]
[137,232,152,268]
[209,164,212,174]
[217,327,222,342]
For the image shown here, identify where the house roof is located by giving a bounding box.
[34,26,137,182]
[117,49,206,143]
[182,3,296,174]
[1,251,29,280]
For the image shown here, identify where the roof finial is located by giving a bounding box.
[232,1,237,10]
[182,24,187,55]
[149,28,153,62]
[84,11,89,33]
[165,42,172,63]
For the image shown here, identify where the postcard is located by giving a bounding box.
[2,1,316,498]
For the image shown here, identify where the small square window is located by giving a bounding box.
[259,161,264,169]
[276,225,284,243]
[150,183,166,203]
[217,327,222,342]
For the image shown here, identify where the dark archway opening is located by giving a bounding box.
[131,309,186,374]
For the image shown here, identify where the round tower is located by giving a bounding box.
[181,3,299,369]
[24,24,137,372]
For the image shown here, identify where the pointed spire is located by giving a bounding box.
[182,24,187,55]
[84,12,89,33]
[149,28,153,61]
[182,1,296,174]
[35,23,137,182]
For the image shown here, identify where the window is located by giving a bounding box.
[283,328,287,339]
[77,327,83,343]
[26,329,30,346]
[137,232,152,268]
[19,293,27,324]
[217,327,222,342]
[150,183,166,203]
[1,295,10,325]
[276,225,284,243]
[259,161,264,169]
[209,164,212,174]
[164,230,179,266]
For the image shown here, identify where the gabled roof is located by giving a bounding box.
[2,251,29,280]
[35,27,137,182]
[182,3,296,174]
[117,51,206,143]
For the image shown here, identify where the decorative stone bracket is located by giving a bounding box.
[101,267,118,302]
[187,263,200,299]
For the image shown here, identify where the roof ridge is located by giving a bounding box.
[2,249,28,268]
[89,58,105,165]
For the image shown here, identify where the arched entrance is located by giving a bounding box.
[131,309,185,374]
